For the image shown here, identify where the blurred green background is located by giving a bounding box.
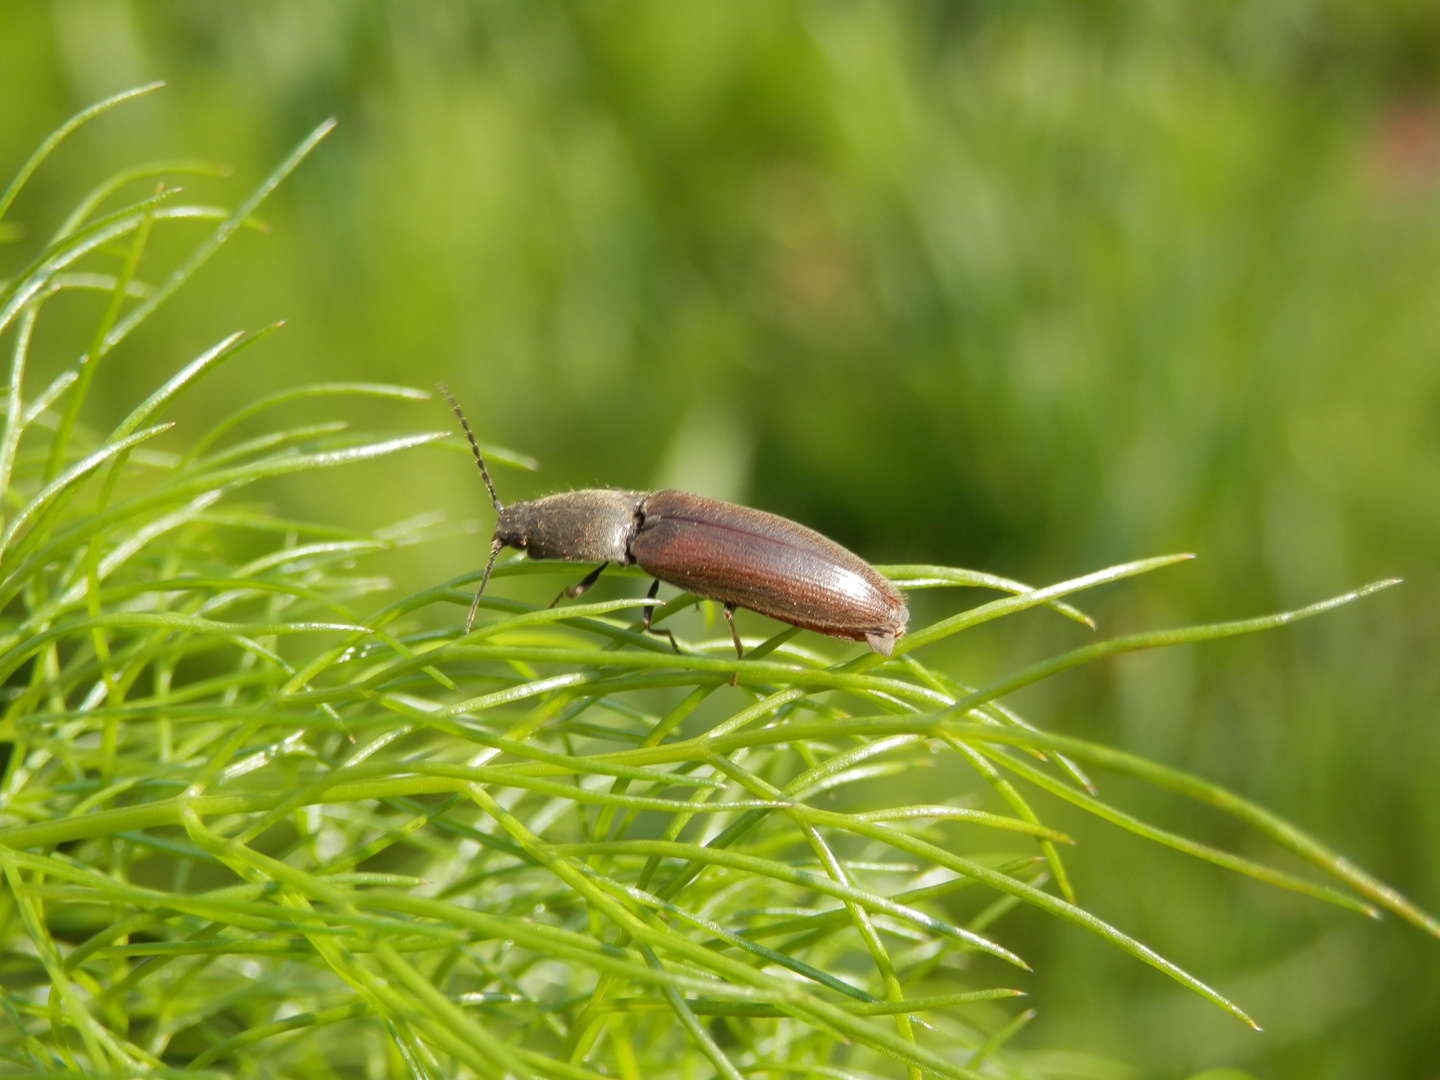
[2,1,1438,1076]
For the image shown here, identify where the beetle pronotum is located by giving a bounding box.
[441,386,907,659]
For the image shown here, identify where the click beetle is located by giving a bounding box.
[440,386,908,659]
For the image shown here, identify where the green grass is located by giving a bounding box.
[1,89,1434,1080]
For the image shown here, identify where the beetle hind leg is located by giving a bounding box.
[722,603,745,660]
[640,579,680,653]
[723,602,744,685]
[549,563,608,608]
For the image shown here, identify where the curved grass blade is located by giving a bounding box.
[935,579,1402,721]
[681,710,1439,942]
[944,723,1440,940]
[0,612,362,685]
[109,325,281,440]
[49,489,225,610]
[556,840,1030,970]
[785,817,1258,1028]
[976,742,1377,916]
[599,990,1025,1017]
[55,159,229,239]
[967,1008,1036,1069]
[0,432,446,612]
[0,304,39,502]
[0,422,172,562]
[882,564,1095,627]
[185,381,436,463]
[898,554,1195,655]
[0,189,179,340]
[595,874,882,1002]
[184,1001,371,1072]
[0,83,164,226]
[191,421,352,470]
[102,118,336,355]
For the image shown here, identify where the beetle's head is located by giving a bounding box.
[493,502,533,551]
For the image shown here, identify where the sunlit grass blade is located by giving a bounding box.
[0,304,39,501]
[55,158,230,239]
[882,563,1095,627]
[0,82,164,225]
[0,189,178,340]
[944,722,1440,940]
[109,325,280,440]
[975,742,1378,916]
[600,876,885,1002]
[851,805,1072,844]
[0,422,172,560]
[186,381,435,462]
[743,857,1045,942]
[556,840,1029,969]
[0,612,362,685]
[0,432,447,611]
[101,118,336,354]
[897,553,1194,654]
[936,579,1402,720]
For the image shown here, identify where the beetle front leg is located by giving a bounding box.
[549,563,608,608]
[640,579,680,653]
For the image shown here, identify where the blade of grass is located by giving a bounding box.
[0,83,164,225]
[934,579,1402,721]
[881,564,1095,628]
[898,554,1195,656]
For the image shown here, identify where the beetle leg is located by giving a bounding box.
[722,603,745,659]
[723,602,744,685]
[640,578,680,653]
[549,563,608,608]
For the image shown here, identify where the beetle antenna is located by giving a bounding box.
[438,382,503,513]
[466,537,504,634]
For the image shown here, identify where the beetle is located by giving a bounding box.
[440,386,908,659]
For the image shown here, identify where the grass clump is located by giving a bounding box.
[1,89,1435,1080]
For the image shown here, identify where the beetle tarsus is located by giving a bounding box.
[551,563,608,608]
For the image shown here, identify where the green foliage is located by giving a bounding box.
[1,95,1434,1079]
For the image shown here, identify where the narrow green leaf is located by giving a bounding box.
[935,579,1402,720]
[186,381,434,462]
[0,83,164,225]
[55,158,229,239]
[0,423,172,560]
[899,554,1195,654]
[881,563,1095,627]
[110,325,280,440]
[103,118,336,352]
[556,839,1030,970]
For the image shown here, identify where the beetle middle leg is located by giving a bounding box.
[549,563,608,608]
[640,579,680,653]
